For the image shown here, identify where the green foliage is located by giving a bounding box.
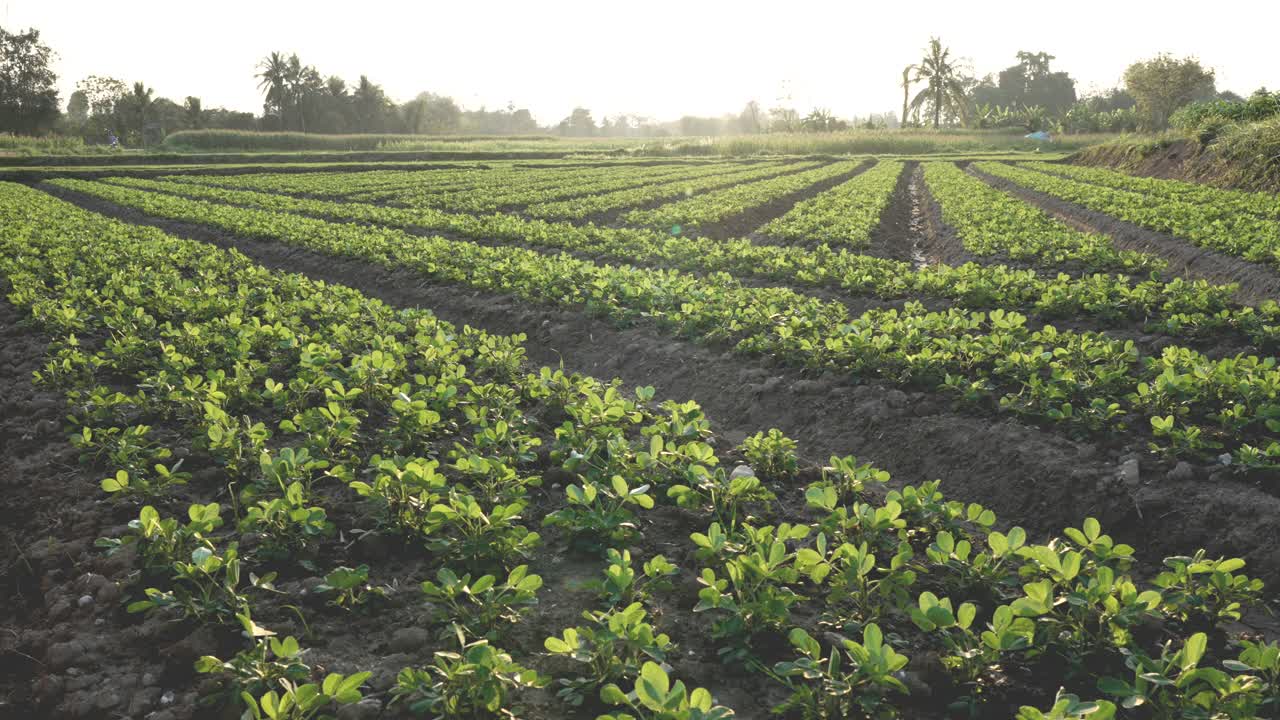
[772,625,909,719]
[598,662,735,720]
[1016,689,1116,719]
[240,671,370,720]
[543,476,654,551]
[419,565,542,639]
[545,603,674,706]
[593,549,679,608]
[738,429,799,481]
[391,628,546,717]
[314,565,385,609]
[195,613,311,703]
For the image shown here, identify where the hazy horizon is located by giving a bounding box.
[7,0,1278,127]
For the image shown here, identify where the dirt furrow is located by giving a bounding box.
[36,184,1280,586]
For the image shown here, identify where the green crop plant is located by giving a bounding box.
[668,465,774,531]
[425,491,540,570]
[391,628,546,717]
[419,565,542,639]
[544,602,674,706]
[693,523,818,664]
[127,541,275,622]
[1152,552,1264,624]
[1098,632,1262,718]
[350,456,447,535]
[739,429,799,480]
[543,476,654,551]
[597,662,735,720]
[240,671,371,720]
[592,549,679,608]
[314,565,385,609]
[1016,690,1116,719]
[96,503,224,573]
[771,625,909,719]
[238,481,334,561]
[195,613,311,706]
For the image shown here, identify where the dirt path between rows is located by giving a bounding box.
[36,184,1280,587]
[969,165,1280,306]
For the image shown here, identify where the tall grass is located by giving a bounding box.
[161,130,627,153]
[0,134,116,156]
[160,128,1113,156]
[638,130,1114,157]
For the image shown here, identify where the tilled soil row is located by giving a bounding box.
[36,184,1280,587]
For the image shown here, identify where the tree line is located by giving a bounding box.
[0,26,1264,143]
[899,37,1238,134]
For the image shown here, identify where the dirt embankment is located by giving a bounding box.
[1070,137,1280,195]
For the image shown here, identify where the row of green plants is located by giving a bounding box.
[355,162,752,213]
[1,181,745,718]
[54,178,1280,468]
[526,161,809,220]
[106,172,1280,350]
[1024,162,1280,220]
[4,181,1277,719]
[164,161,612,198]
[922,162,1160,274]
[621,161,864,232]
[758,161,905,247]
[974,162,1280,268]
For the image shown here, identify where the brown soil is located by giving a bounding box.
[969,165,1280,306]
[34,184,1280,590]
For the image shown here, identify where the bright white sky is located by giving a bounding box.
[6,0,1278,125]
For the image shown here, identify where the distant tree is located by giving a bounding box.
[900,65,916,127]
[116,81,154,143]
[256,52,289,122]
[149,97,185,136]
[66,90,89,126]
[73,74,126,140]
[400,92,461,134]
[909,37,970,128]
[183,96,203,129]
[768,106,799,132]
[204,107,257,131]
[558,107,596,136]
[974,51,1077,116]
[739,101,763,133]
[801,108,846,132]
[352,75,393,132]
[0,26,61,134]
[1123,54,1216,130]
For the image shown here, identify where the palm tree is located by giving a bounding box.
[256,52,289,123]
[128,82,153,139]
[901,64,917,127]
[353,75,389,133]
[183,96,202,129]
[909,38,970,128]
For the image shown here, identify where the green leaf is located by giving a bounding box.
[1181,633,1207,670]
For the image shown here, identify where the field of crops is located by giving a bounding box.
[1,156,1278,719]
